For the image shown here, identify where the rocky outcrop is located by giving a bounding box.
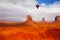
[55,16,60,22]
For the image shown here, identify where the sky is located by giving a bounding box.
[37,0,60,5]
[0,0,60,22]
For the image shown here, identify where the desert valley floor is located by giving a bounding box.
[0,16,60,40]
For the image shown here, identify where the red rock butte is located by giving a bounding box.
[0,15,60,40]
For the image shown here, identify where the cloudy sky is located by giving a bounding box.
[37,0,60,5]
[0,0,60,22]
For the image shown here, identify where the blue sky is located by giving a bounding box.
[36,0,60,5]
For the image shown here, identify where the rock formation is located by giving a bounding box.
[55,16,60,22]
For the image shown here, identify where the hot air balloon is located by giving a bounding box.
[36,4,39,9]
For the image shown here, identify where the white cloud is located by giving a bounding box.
[0,0,37,22]
[30,2,60,22]
[0,0,60,22]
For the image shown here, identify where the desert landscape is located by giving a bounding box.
[0,15,60,40]
[0,0,60,40]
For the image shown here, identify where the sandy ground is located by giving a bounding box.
[0,21,60,40]
[0,15,60,40]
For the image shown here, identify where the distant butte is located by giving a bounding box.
[0,15,60,25]
[0,15,60,40]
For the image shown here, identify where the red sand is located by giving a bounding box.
[0,15,60,40]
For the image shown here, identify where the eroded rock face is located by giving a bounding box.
[55,16,60,22]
